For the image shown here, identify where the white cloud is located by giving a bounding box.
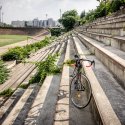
[0,0,99,24]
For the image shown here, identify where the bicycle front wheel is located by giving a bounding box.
[70,74,92,108]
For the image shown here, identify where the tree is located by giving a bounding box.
[50,28,62,37]
[59,10,78,31]
[109,0,125,13]
[80,10,85,18]
[62,10,78,18]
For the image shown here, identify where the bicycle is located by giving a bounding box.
[70,55,95,108]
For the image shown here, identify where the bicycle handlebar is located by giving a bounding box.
[74,54,95,68]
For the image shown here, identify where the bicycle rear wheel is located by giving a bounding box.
[70,74,92,108]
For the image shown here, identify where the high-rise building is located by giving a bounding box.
[48,18,54,27]
[42,20,48,27]
[39,20,43,27]
[11,18,57,28]
[33,18,39,27]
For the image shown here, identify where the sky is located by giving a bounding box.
[0,0,99,24]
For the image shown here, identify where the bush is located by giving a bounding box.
[64,59,75,65]
[109,0,125,13]
[0,88,14,97]
[50,28,62,37]
[84,0,125,23]
[29,54,61,85]
[19,84,29,89]
[1,47,29,61]
[0,60,9,84]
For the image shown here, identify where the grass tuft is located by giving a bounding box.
[0,88,14,97]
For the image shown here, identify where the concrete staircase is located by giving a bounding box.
[73,13,125,125]
[0,14,125,125]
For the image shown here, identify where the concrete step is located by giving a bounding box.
[69,38,96,125]
[0,49,49,92]
[5,60,16,69]
[0,42,62,105]
[73,36,121,125]
[10,47,56,90]
[80,31,125,53]
[1,84,39,125]
[87,55,125,125]
[83,14,125,29]
[0,50,48,105]
[0,88,25,124]
[92,16,125,29]
[0,40,62,92]
[80,31,125,51]
[53,39,70,125]
[24,42,66,125]
[76,33,125,89]
[86,27,125,37]
[0,42,64,124]
[3,39,61,83]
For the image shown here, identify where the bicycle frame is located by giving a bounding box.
[72,55,94,83]
[70,55,94,108]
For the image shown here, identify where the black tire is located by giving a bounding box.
[70,74,92,108]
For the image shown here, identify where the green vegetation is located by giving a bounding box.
[0,60,9,84]
[64,59,75,66]
[50,28,62,37]
[29,54,61,85]
[59,10,80,31]
[59,0,125,27]
[82,0,125,23]
[0,88,14,97]
[1,37,53,61]
[19,84,29,89]
[80,10,86,19]
[0,35,28,47]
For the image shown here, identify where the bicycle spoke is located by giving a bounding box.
[70,74,92,108]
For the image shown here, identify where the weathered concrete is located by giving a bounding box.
[54,40,70,125]
[1,84,39,125]
[24,42,65,125]
[77,33,125,89]
[69,38,96,125]
[81,31,125,52]
[86,27,125,36]
[0,39,61,92]
[87,55,125,125]
[83,13,125,29]
[73,36,121,125]
[0,27,47,35]
[0,49,50,92]
[0,88,25,124]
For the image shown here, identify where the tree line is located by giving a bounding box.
[58,0,125,31]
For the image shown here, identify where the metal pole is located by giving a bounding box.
[0,6,2,23]
[60,9,62,18]
[2,12,3,23]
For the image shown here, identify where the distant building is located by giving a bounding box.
[42,20,48,28]
[39,20,43,27]
[26,21,33,27]
[33,18,39,27]
[0,22,2,26]
[48,18,54,27]
[11,18,57,28]
[11,21,25,27]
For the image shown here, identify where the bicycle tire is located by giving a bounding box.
[70,73,92,108]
